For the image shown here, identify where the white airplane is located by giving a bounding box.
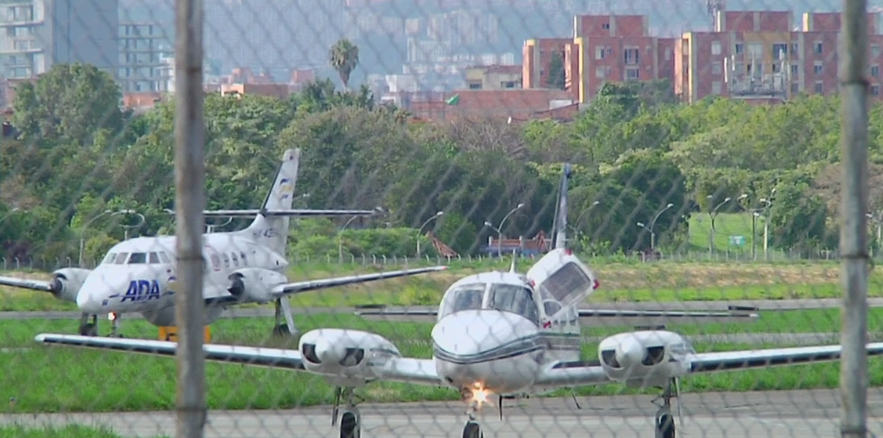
[1,148,447,338]
[35,163,881,438]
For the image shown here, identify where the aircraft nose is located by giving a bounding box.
[617,339,645,370]
[432,310,537,358]
[76,270,129,312]
[315,338,343,364]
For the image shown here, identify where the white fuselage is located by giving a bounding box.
[74,232,288,324]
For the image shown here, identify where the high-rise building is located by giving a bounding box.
[0,0,119,79]
[119,22,172,92]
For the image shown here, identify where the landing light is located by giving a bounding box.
[108,312,118,321]
[470,382,492,407]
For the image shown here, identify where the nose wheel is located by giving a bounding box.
[652,378,681,438]
[462,420,482,438]
[332,387,361,438]
[78,313,98,336]
[462,392,484,438]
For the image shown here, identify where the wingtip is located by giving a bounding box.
[34,334,48,342]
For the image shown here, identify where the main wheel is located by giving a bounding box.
[463,421,482,438]
[656,411,675,438]
[79,323,97,337]
[339,411,360,438]
[272,324,293,337]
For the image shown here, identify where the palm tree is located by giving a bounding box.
[329,39,360,91]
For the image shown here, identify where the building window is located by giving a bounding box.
[874,45,881,58]
[747,43,763,57]
[814,81,823,93]
[873,85,881,96]
[602,23,610,29]
[500,81,516,89]
[772,43,788,60]
[791,43,799,54]
[624,48,639,65]
[791,64,799,75]
[626,68,639,80]
[665,48,672,61]
[814,61,823,74]
[711,41,721,55]
[735,43,743,54]
[711,81,722,94]
[595,66,607,78]
[712,62,722,74]
[468,82,481,89]
[873,65,880,77]
[815,41,823,54]
[791,83,800,93]
[772,63,781,73]
[595,46,606,60]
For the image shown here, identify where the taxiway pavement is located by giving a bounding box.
[0,389,881,437]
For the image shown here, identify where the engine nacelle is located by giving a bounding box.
[597,330,694,388]
[298,328,401,387]
[226,267,287,303]
[48,268,91,303]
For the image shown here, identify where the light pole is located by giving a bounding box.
[748,197,772,260]
[205,216,233,234]
[483,221,504,256]
[573,201,600,244]
[635,203,674,251]
[338,215,362,264]
[120,212,146,240]
[416,211,443,258]
[78,209,138,267]
[707,195,745,254]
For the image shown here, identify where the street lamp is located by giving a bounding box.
[78,209,139,267]
[338,215,363,264]
[205,216,233,234]
[573,201,600,243]
[416,211,443,258]
[493,203,525,256]
[707,195,742,254]
[636,202,674,251]
[483,221,505,256]
[748,197,772,260]
[119,211,146,240]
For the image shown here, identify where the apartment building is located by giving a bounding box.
[522,15,675,103]
[119,22,172,92]
[0,0,119,79]
[675,10,883,103]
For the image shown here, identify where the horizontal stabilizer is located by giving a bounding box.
[166,208,385,218]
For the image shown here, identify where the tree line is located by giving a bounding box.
[0,61,879,264]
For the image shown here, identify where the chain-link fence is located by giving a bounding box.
[0,0,879,437]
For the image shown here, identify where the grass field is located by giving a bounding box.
[0,260,872,311]
[688,212,774,254]
[2,308,881,413]
[0,425,166,438]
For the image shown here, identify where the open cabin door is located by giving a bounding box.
[526,248,598,319]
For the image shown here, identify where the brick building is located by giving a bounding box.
[522,15,675,103]
[675,10,883,103]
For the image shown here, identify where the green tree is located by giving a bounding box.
[12,63,124,143]
[329,39,360,91]
[546,51,566,90]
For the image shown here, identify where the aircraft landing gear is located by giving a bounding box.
[652,378,679,438]
[462,391,484,438]
[271,297,297,338]
[108,312,123,338]
[78,313,98,336]
[332,387,361,438]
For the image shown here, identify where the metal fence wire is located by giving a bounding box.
[0,0,878,437]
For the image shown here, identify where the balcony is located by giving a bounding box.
[727,73,788,98]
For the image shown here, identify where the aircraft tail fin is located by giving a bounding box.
[551,163,571,250]
[239,148,301,255]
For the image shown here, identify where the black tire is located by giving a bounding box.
[272,324,290,337]
[79,323,97,337]
[656,413,675,438]
[340,411,359,438]
[463,421,481,438]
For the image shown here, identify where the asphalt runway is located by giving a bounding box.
[1,389,882,437]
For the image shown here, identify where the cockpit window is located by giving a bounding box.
[149,252,160,264]
[489,284,539,324]
[159,252,171,263]
[440,284,485,318]
[102,253,116,264]
[127,252,148,264]
[113,252,129,264]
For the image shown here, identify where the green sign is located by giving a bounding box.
[729,235,746,246]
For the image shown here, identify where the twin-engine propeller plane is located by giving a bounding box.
[2,148,446,338]
[35,163,883,438]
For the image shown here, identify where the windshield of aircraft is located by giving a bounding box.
[489,283,539,324]
[102,252,169,265]
[439,284,485,318]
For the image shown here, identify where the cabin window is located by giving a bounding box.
[113,253,129,264]
[127,252,148,264]
[240,252,247,265]
[440,284,485,317]
[149,252,160,264]
[489,284,539,324]
[102,253,116,264]
[222,253,230,268]
[159,252,172,263]
[209,254,220,270]
[231,252,239,267]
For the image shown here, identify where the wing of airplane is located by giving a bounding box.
[0,267,90,304]
[167,209,385,218]
[0,275,56,293]
[352,305,759,325]
[208,266,449,306]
